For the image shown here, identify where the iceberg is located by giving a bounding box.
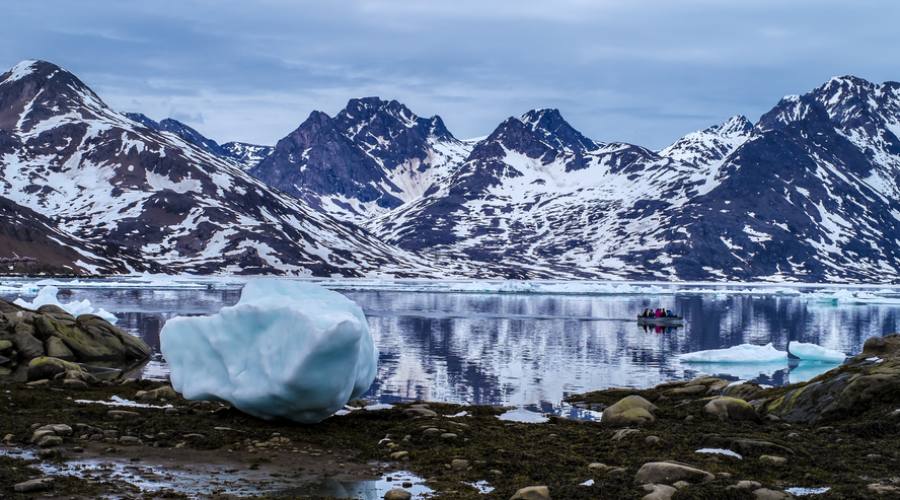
[14,285,118,324]
[788,342,846,363]
[160,279,377,423]
[679,343,787,363]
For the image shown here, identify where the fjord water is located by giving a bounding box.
[3,282,899,414]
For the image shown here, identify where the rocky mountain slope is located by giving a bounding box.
[0,60,436,276]
[249,97,472,224]
[3,59,900,281]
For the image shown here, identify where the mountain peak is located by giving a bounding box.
[706,115,753,136]
[518,108,597,152]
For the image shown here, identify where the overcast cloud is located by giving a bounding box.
[2,0,898,147]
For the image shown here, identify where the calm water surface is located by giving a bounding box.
[4,282,899,413]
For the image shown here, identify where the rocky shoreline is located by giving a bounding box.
[3,333,900,498]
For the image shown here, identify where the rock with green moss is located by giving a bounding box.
[45,336,75,361]
[26,356,86,381]
[603,395,657,427]
[704,397,759,422]
[762,335,900,423]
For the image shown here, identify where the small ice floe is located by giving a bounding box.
[785,486,831,496]
[466,480,495,494]
[579,479,595,487]
[680,343,787,363]
[497,408,549,424]
[695,448,742,459]
[14,285,118,324]
[160,280,377,424]
[788,342,846,363]
[74,395,172,409]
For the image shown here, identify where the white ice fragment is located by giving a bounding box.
[579,479,595,487]
[448,411,469,418]
[680,343,787,363]
[785,486,831,496]
[74,396,172,409]
[695,448,742,459]
[14,285,118,324]
[467,480,496,493]
[497,408,549,423]
[160,279,377,424]
[788,342,846,363]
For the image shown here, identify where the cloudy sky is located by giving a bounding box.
[3,0,898,148]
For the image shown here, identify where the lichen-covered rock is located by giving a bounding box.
[26,356,86,381]
[763,334,900,423]
[45,336,75,361]
[634,461,714,485]
[602,395,657,427]
[704,397,759,422]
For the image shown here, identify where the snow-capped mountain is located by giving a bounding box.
[3,59,900,282]
[220,142,273,170]
[249,97,471,224]
[372,79,900,281]
[0,60,436,276]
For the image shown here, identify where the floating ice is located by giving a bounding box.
[695,448,742,459]
[14,285,118,324]
[788,342,846,363]
[680,343,787,363]
[160,279,377,423]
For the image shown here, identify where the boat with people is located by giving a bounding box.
[637,308,684,326]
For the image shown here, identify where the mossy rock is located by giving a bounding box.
[77,315,150,361]
[12,321,44,358]
[0,339,13,352]
[45,336,75,361]
[704,396,759,422]
[602,395,657,426]
[26,356,85,381]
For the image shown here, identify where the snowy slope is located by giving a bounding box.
[220,141,273,170]
[0,60,438,277]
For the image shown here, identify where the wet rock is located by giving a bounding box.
[384,489,412,500]
[759,455,787,465]
[2,433,14,444]
[672,481,690,490]
[752,488,792,499]
[14,477,54,493]
[441,433,457,440]
[704,397,759,422]
[0,339,14,352]
[36,435,63,448]
[666,384,708,396]
[135,385,178,401]
[37,448,62,460]
[119,436,142,445]
[645,435,661,445]
[26,356,84,381]
[702,435,794,456]
[36,424,72,436]
[63,378,88,389]
[12,321,46,358]
[867,483,900,494]
[723,383,764,401]
[641,483,677,500]
[510,485,550,500]
[728,480,763,490]
[451,458,470,471]
[612,428,641,441]
[634,462,714,485]
[603,395,657,427]
[390,451,409,460]
[107,409,141,420]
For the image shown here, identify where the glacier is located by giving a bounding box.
[679,343,788,363]
[788,342,846,363]
[160,279,377,423]
[13,285,118,324]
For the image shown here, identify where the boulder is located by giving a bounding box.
[704,397,759,422]
[510,485,550,500]
[136,385,178,401]
[701,435,794,457]
[78,314,151,360]
[45,336,75,361]
[26,356,86,382]
[14,477,54,493]
[641,483,677,500]
[634,462,714,485]
[0,339,13,352]
[384,489,412,500]
[753,488,793,499]
[12,321,45,358]
[602,395,657,427]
